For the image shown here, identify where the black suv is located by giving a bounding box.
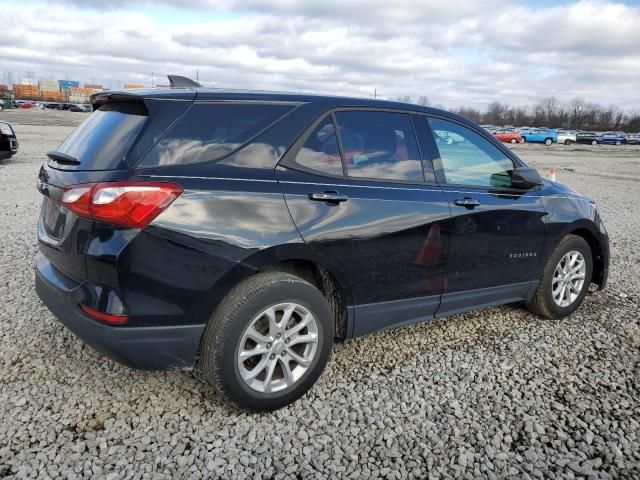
[0,122,18,160]
[35,78,609,411]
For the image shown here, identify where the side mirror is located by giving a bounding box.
[511,167,543,189]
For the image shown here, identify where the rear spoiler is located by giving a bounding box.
[90,75,201,109]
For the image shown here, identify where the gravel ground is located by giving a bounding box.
[1,111,639,479]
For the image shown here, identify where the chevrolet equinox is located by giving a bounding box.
[35,76,609,411]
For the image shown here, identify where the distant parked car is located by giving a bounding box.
[434,130,465,145]
[557,131,577,145]
[493,129,524,144]
[69,104,91,112]
[521,128,557,145]
[575,132,602,145]
[626,133,640,145]
[18,102,36,109]
[0,122,18,160]
[600,132,627,145]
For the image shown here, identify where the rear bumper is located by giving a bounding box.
[35,253,205,370]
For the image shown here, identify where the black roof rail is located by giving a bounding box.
[167,75,202,88]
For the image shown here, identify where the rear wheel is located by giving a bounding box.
[510,138,517,144]
[615,140,621,146]
[526,234,593,319]
[564,139,572,145]
[544,138,552,146]
[591,140,598,146]
[198,271,334,411]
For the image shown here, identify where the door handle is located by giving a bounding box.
[309,191,348,204]
[454,197,481,208]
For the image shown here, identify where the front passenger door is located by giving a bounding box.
[422,116,546,315]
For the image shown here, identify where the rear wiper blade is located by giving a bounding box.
[47,150,81,165]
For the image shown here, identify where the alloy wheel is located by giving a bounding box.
[237,303,319,393]
[552,250,587,307]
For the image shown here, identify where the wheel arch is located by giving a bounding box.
[206,245,354,339]
[567,226,606,289]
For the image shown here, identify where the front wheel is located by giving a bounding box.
[198,271,334,411]
[510,138,517,144]
[615,140,621,146]
[591,140,598,146]
[564,139,572,145]
[526,234,593,319]
[544,138,553,146]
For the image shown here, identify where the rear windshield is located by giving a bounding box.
[53,102,147,170]
[138,102,295,167]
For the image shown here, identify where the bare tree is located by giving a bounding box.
[2,71,14,88]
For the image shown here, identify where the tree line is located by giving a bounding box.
[393,96,640,132]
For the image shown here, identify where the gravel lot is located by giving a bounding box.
[1,110,639,479]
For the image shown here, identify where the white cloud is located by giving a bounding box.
[0,0,638,109]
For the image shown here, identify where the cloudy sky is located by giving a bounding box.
[1,0,639,109]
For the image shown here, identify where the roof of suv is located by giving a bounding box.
[92,86,452,118]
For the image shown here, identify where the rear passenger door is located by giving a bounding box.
[420,116,546,315]
[276,109,451,337]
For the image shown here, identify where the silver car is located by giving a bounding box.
[557,130,577,145]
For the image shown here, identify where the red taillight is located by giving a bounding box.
[80,305,129,324]
[60,184,93,217]
[62,181,183,228]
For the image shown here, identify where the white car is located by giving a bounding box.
[557,131,577,145]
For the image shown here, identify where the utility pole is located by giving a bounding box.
[196,68,199,83]
[151,72,155,88]
[374,88,377,99]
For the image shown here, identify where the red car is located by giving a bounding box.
[18,102,36,109]
[493,129,524,144]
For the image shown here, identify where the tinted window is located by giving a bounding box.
[294,116,344,176]
[334,111,423,182]
[428,117,515,187]
[54,102,147,170]
[140,103,294,167]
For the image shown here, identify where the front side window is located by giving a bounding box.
[427,117,515,187]
[294,116,344,176]
[333,111,424,182]
[139,102,294,167]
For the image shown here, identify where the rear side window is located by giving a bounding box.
[294,116,344,176]
[139,103,294,167]
[334,111,423,182]
[54,102,147,170]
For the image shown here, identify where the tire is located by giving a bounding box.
[564,139,572,145]
[198,271,334,411]
[510,138,517,144]
[591,140,597,146]
[615,140,621,146]
[526,234,593,319]
[544,138,552,146]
